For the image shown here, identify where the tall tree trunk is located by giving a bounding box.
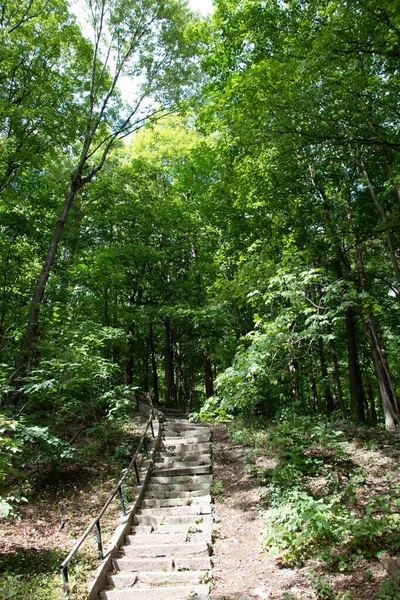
[164,318,176,407]
[351,148,400,291]
[203,347,214,398]
[345,305,366,423]
[125,327,134,385]
[176,337,186,409]
[289,355,300,403]
[311,370,319,413]
[232,300,241,340]
[345,198,400,430]
[149,325,159,404]
[318,337,334,414]
[143,335,150,393]
[17,173,82,374]
[329,335,346,418]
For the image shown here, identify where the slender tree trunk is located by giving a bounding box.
[318,337,334,414]
[164,318,176,407]
[188,338,195,410]
[232,300,241,340]
[17,174,82,373]
[364,368,378,424]
[352,148,400,291]
[203,347,214,398]
[329,336,346,418]
[345,199,400,430]
[345,305,366,423]
[311,370,319,413]
[289,355,300,403]
[125,327,134,385]
[149,325,159,404]
[175,338,185,409]
[143,335,150,393]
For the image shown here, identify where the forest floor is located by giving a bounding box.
[0,416,399,600]
[0,415,150,599]
[210,422,400,600]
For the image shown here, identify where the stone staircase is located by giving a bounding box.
[99,417,213,599]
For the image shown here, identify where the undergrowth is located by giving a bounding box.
[0,409,149,599]
[228,411,400,588]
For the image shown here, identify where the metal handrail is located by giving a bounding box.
[60,410,157,598]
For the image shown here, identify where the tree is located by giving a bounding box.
[13,0,198,383]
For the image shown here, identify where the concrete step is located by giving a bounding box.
[134,513,212,527]
[146,489,210,500]
[152,465,212,477]
[154,460,212,470]
[160,442,211,453]
[142,495,211,508]
[131,522,212,536]
[156,453,211,463]
[113,556,212,573]
[137,505,211,517]
[163,433,211,442]
[126,532,212,546]
[162,436,211,444]
[158,449,211,459]
[108,570,210,589]
[148,480,211,491]
[120,541,210,558]
[163,425,209,433]
[100,584,210,599]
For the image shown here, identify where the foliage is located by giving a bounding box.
[227,414,400,569]
[377,580,400,600]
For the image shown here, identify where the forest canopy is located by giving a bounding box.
[1,0,400,515]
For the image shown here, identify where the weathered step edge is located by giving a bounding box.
[86,415,163,600]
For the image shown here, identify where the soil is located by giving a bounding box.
[210,424,309,600]
[209,424,399,600]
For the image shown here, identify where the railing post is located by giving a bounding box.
[142,436,149,457]
[95,520,103,560]
[117,485,126,516]
[134,460,141,485]
[150,418,155,438]
[62,566,69,599]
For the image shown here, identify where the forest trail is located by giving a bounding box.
[97,414,213,599]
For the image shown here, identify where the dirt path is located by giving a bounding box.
[210,424,307,600]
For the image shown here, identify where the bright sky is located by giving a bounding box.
[188,0,214,15]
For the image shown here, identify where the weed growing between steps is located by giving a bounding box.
[228,412,400,599]
[0,414,148,599]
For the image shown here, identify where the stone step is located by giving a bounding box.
[108,570,210,589]
[131,521,211,535]
[142,495,211,508]
[156,453,211,463]
[134,513,212,527]
[148,480,211,491]
[154,460,212,470]
[113,556,212,573]
[137,505,211,517]
[160,442,211,453]
[100,584,210,599]
[146,489,210,500]
[163,423,212,435]
[163,433,211,442]
[152,465,212,477]
[158,449,211,459]
[126,531,212,546]
[162,436,211,444]
[163,425,209,433]
[119,541,210,558]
